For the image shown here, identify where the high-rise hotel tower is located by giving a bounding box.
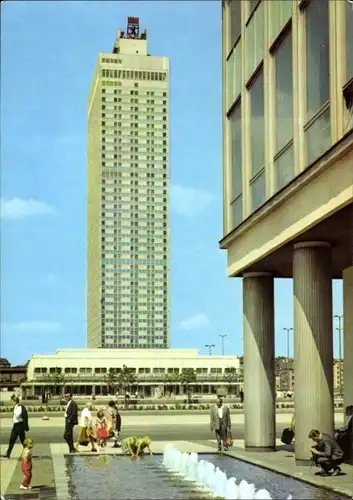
[87,17,170,349]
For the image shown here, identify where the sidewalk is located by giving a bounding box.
[0,412,344,429]
[224,443,353,498]
[0,444,22,494]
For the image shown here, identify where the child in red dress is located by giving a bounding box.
[96,411,109,448]
[20,438,34,490]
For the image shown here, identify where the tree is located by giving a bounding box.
[163,372,180,397]
[42,371,66,398]
[105,368,118,395]
[180,368,196,403]
[52,372,66,398]
[117,365,137,407]
[224,366,239,395]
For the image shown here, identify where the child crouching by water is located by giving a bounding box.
[96,411,109,448]
[20,438,34,490]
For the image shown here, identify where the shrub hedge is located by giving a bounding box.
[0,402,344,413]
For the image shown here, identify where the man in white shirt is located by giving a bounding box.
[210,396,231,451]
[5,397,27,458]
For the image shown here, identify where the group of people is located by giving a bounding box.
[63,394,121,453]
[284,404,353,477]
[209,395,353,478]
[63,392,152,457]
[3,396,33,490]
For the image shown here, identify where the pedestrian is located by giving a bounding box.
[336,405,353,462]
[20,438,34,490]
[5,397,29,459]
[121,436,152,457]
[75,403,97,452]
[309,428,344,476]
[210,396,231,452]
[96,410,109,448]
[105,400,121,448]
[239,389,244,404]
[63,392,78,454]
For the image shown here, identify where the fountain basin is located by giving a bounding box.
[64,453,350,500]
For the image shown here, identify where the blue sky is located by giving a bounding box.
[0,1,343,365]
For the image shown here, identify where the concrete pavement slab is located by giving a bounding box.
[4,444,56,499]
[207,438,284,448]
[0,445,22,495]
[50,440,216,456]
[224,446,353,498]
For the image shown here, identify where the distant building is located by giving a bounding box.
[274,357,344,394]
[0,359,27,392]
[333,359,344,395]
[21,349,241,398]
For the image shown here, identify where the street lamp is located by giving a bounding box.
[205,344,215,356]
[219,334,227,356]
[333,314,343,397]
[283,327,293,360]
[283,328,293,391]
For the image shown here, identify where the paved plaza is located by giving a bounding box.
[0,413,351,499]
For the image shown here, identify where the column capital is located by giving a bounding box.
[243,272,272,278]
[294,241,331,250]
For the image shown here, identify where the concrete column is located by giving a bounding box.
[343,266,353,410]
[243,273,275,450]
[293,242,334,464]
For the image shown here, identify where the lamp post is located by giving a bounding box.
[219,334,227,356]
[205,344,215,356]
[334,314,343,397]
[283,328,293,391]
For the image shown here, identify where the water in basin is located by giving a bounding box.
[65,452,349,500]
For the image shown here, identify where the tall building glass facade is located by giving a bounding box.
[222,0,353,235]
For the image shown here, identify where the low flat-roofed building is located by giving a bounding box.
[22,349,241,398]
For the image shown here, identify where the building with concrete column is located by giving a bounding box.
[221,0,353,463]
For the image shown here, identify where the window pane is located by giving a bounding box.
[281,0,292,26]
[305,108,331,165]
[246,2,264,81]
[250,0,259,16]
[274,145,294,191]
[346,2,353,82]
[306,0,330,120]
[245,16,255,80]
[251,170,266,211]
[231,195,243,229]
[230,102,242,199]
[269,1,282,45]
[226,50,235,110]
[234,39,242,99]
[230,0,241,48]
[254,1,265,71]
[250,69,265,177]
[274,31,293,152]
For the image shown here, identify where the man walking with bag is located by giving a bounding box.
[210,396,231,451]
[5,397,29,458]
